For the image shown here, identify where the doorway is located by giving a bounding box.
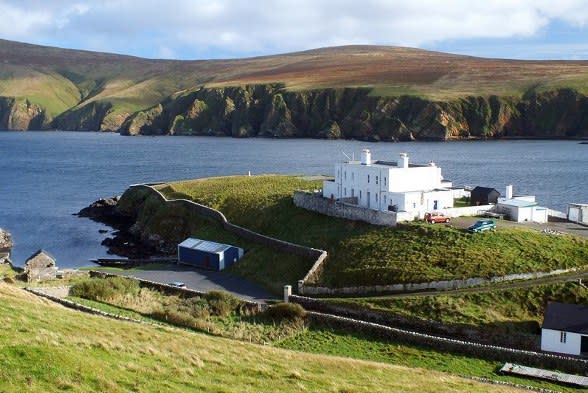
[581,335,588,355]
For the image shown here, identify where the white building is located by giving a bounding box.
[322,150,454,217]
[495,185,548,223]
[568,203,588,225]
[541,302,588,356]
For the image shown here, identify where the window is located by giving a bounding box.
[352,172,354,181]
[368,174,370,183]
[375,193,378,202]
[344,188,347,196]
[560,331,567,343]
[376,176,378,185]
[413,203,416,209]
[351,189,354,197]
[384,177,387,186]
[360,190,362,199]
[344,171,347,180]
[384,195,387,204]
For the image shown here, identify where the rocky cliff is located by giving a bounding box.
[2,85,588,140]
[120,85,588,140]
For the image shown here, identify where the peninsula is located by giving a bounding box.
[1,39,588,140]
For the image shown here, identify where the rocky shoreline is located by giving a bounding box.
[77,197,169,259]
[0,227,13,265]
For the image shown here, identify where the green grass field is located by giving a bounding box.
[155,175,588,287]
[61,279,584,392]
[277,324,583,393]
[0,283,529,392]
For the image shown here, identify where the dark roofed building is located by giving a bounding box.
[541,302,588,356]
[470,186,500,206]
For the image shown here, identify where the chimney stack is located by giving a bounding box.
[361,149,372,165]
[506,184,513,199]
[398,153,409,168]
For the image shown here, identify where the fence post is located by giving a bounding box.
[283,285,292,302]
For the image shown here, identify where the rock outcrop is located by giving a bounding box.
[2,85,588,140]
[0,97,47,130]
[0,227,12,264]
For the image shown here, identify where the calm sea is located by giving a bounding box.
[0,131,586,268]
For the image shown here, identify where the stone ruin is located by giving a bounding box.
[24,250,58,283]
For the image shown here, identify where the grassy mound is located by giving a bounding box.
[156,176,588,287]
[0,283,525,392]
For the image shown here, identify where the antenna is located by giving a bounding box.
[341,151,352,161]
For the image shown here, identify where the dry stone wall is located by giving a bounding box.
[293,191,403,226]
[299,268,579,296]
[300,306,588,375]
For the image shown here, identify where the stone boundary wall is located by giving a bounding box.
[293,191,401,226]
[26,287,146,324]
[128,184,328,290]
[304,309,588,375]
[89,270,266,311]
[300,267,578,296]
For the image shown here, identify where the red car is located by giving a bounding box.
[424,212,450,224]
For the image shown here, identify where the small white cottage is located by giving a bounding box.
[541,302,588,356]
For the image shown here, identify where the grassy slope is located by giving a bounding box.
[2,39,588,122]
[0,283,525,393]
[157,176,588,287]
[277,326,584,393]
[328,281,588,334]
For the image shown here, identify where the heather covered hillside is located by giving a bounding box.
[1,39,588,139]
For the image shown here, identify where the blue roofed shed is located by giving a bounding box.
[177,238,244,271]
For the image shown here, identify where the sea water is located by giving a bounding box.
[0,131,586,267]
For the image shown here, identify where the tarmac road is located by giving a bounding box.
[111,264,277,303]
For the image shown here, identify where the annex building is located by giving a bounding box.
[322,150,454,216]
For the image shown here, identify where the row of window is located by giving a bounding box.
[343,188,387,205]
[339,170,387,186]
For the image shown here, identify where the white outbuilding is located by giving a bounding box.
[495,185,548,223]
[322,150,454,217]
[568,203,588,225]
[541,302,588,356]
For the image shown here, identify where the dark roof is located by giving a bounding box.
[542,302,588,334]
[471,186,500,195]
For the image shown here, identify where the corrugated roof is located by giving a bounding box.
[178,238,232,254]
[542,302,588,334]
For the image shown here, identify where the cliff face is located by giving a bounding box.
[120,85,588,140]
[2,86,588,140]
[0,97,47,130]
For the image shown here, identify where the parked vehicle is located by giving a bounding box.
[468,219,496,233]
[425,212,451,224]
[168,281,186,288]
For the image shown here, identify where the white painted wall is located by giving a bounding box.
[541,328,583,355]
[323,153,452,215]
[532,207,548,224]
[568,204,588,224]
